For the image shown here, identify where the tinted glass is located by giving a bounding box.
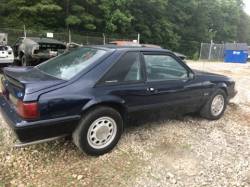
[144,54,188,81]
[37,47,107,80]
[101,52,142,84]
[0,46,8,51]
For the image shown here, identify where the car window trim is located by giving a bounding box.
[96,51,146,87]
[141,51,191,83]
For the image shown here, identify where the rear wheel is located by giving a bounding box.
[14,59,21,66]
[21,55,31,66]
[73,106,123,156]
[200,89,227,120]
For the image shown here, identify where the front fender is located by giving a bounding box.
[215,82,228,95]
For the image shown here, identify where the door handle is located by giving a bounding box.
[147,87,156,92]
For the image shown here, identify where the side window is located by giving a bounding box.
[101,52,142,84]
[144,54,188,81]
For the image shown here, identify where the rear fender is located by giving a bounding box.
[81,96,127,116]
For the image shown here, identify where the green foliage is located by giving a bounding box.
[66,15,81,26]
[98,0,133,33]
[1,0,250,58]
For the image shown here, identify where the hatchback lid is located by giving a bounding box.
[3,66,66,95]
[0,51,8,58]
[0,46,9,58]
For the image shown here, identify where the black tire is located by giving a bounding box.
[14,59,21,66]
[200,89,227,120]
[21,55,31,66]
[73,106,123,156]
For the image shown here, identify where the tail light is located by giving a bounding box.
[16,101,39,119]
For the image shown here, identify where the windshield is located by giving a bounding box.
[37,47,107,80]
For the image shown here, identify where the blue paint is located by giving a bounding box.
[224,50,248,63]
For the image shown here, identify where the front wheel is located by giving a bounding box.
[73,106,123,156]
[200,89,227,120]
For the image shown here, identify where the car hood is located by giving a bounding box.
[193,69,227,78]
[3,66,66,94]
[192,69,234,83]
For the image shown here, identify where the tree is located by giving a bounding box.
[61,0,98,30]
[1,0,62,29]
[1,0,250,58]
[98,0,133,33]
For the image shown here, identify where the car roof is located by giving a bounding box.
[21,37,65,45]
[87,45,171,52]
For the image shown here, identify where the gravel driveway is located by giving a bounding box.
[0,62,250,187]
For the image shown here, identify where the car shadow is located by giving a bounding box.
[13,110,205,158]
[125,109,198,127]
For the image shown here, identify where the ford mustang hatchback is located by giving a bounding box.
[0,46,237,155]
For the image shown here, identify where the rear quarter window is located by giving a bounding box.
[100,52,142,84]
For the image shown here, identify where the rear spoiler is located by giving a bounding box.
[3,66,66,94]
[4,74,24,89]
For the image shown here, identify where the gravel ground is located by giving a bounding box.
[0,62,250,187]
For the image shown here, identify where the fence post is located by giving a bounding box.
[103,33,106,45]
[199,43,203,60]
[208,40,213,61]
[23,25,26,38]
[68,29,71,43]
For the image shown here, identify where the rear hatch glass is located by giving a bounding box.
[37,47,107,80]
[0,46,8,51]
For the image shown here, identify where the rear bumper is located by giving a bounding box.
[0,96,80,143]
[0,58,14,64]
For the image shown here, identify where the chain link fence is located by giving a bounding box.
[0,27,137,46]
[199,43,225,61]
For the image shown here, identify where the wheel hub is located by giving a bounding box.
[96,126,110,140]
[211,95,224,116]
[87,117,117,149]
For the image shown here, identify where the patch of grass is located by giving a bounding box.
[27,185,36,187]
[180,143,192,150]
[65,176,75,187]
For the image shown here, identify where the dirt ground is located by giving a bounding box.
[0,61,250,187]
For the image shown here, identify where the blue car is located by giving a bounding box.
[0,46,237,155]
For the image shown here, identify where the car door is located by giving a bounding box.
[97,51,150,112]
[141,52,204,113]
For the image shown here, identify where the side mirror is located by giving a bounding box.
[188,72,195,80]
